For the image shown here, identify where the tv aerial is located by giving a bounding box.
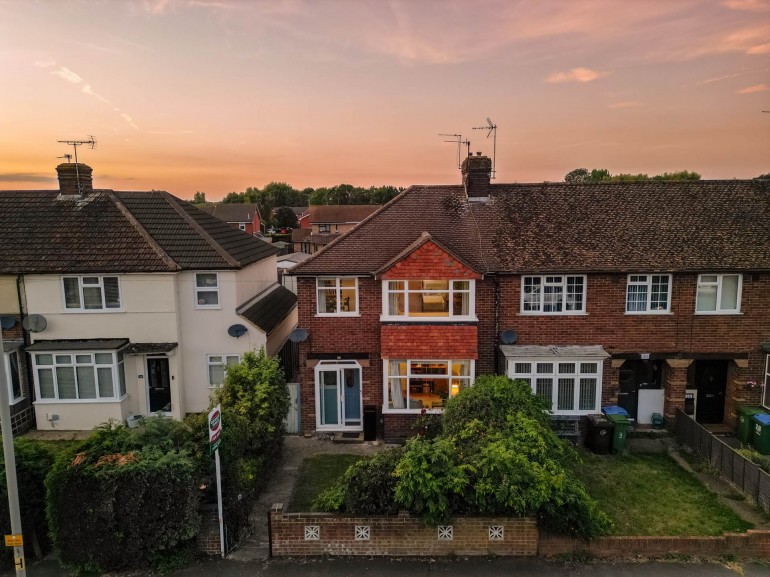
[439,133,471,169]
[56,136,97,195]
[472,117,497,179]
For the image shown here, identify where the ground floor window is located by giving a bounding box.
[385,359,473,411]
[763,355,770,408]
[509,359,602,415]
[207,354,241,387]
[4,351,23,403]
[33,351,126,401]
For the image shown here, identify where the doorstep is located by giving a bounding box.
[332,431,364,444]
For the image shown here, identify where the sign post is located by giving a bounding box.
[208,404,225,558]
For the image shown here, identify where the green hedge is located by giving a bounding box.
[0,439,56,564]
[45,422,200,573]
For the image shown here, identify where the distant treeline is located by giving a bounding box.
[190,182,404,226]
[564,168,702,183]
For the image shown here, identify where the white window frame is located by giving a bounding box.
[238,223,246,231]
[62,275,122,312]
[695,274,742,315]
[3,351,24,404]
[763,355,770,410]
[318,224,331,233]
[625,274,672,314]
[195,272,220,309]
[207,354,241,388]
[382,359,475,414]
[520,275,586,315]
[316,277,359,316]
[32,350,126,403]
[380,279,476,322]
[507,358,603,416]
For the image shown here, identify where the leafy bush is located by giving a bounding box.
[46,422,200,573]
[315,448,404,515]
[0,439,57,564]
[317,375,611,539]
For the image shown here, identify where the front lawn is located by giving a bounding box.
[288,454,365,512]
[572,451,753,536]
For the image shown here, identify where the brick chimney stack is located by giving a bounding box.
[461,152,491,201]
[56,163,93,196]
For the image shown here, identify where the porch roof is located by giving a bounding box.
[26,339,129,351]
[499,344,610,360]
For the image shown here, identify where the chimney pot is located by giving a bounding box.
[56,163,93,196]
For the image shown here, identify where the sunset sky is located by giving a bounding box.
[1,0,768,200]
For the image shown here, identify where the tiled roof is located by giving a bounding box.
[237,284,297,335]
[0,189,278,273]
[309,205,380,224]
[198,203,260,223]
[292,180,770,275]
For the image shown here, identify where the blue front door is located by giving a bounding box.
[317,363,362,429]
[343,368,361,426]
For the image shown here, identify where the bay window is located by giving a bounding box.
[63,276,121,311]
[382,280,474,319]
[317,277,358,315]
[509,359,601,415]
[385,359,473,411]
[521,275,585,314]
[34,351,126,401]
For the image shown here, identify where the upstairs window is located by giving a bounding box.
[318,224,330,233]
[626,274,672,313]
[63,276,121,311]
[521,275,585,314]
[317,277,358,315]
[383,280,474,319]
[695,274,741,314]
[195,273,220,308]
[238,223,246,231]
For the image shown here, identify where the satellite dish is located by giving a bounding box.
[0,316,15,330]
[500,329,518,345]
[227,324,248,338]
[288,327,309,343]
[22,314,47,333]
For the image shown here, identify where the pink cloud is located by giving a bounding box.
[547,67,609,83]
[737,83,769,93]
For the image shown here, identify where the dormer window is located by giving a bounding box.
[382,280,474,320]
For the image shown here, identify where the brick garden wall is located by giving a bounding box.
[269,504,538,557]
[197,504,221,556]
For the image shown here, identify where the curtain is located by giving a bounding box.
[389,360,405,409]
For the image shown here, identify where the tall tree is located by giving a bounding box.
[273,206,299,229]
[191,191,207,204]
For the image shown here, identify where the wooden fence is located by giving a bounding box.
[675,408,770,513]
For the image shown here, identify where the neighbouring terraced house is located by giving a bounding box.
[0,162,297,432]
[289,153,770,442]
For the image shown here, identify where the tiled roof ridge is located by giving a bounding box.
[161,193,241,268]
[106,190,180,271]
[291,186,417,275]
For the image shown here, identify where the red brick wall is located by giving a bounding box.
[270,504,538,557]
[380,240,481,280]
[297,273,770,435]
[197,505,221,556]
[381,325,478,359]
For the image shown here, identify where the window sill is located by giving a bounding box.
[694,311,742,316]
[10,397,25,406]
[379,316,478,323]
[315,313,361,318]
[382,408,444,415]
[624,311,673,316]
[34,396,127,404]
[518,311,587,316]
[195,306,222,311]
[62,309,125,314]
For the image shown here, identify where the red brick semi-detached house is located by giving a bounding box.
[289,153,770,442]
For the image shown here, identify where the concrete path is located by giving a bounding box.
[227,435,384,561]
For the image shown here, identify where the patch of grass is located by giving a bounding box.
[288,453,365,512]
[572,451,753,536]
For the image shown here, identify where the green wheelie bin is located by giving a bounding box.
[737,406,766,445]
[605,413,630,454]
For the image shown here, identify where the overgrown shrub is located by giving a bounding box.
[317,375,611,539]
[46,422,200,573]
[315,448,404,515]
[0,439,57,564]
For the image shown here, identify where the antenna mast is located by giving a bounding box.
[57,136,97,196]
[439,133,470,169]
[472,117,497,179]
